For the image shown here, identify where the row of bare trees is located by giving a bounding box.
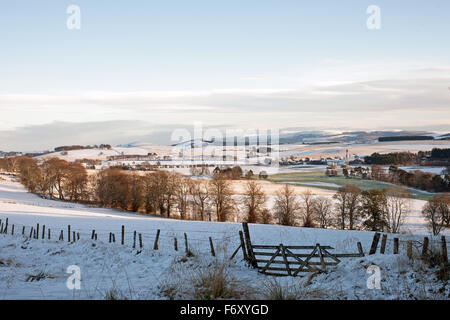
[1,156,448,233]
[272,185,413,233]
[1,156,89,202]
[0,157,239,222]
[272,183,449,235]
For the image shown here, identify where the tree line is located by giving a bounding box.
[364,148,450,165]
[0,156,448,234]
[347,165,449,193]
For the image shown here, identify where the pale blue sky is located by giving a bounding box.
[0,1,449,150]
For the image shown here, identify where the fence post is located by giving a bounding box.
[77,232,80,241]
[11,224,14,235]
[239,230,248,261]
[22,226,25,236]
[42,225,45,239]
[112,233,115,243]
[184,233,189,255]
[109,232,112,243]
[369,232,381,255]
[68,225,71,242]
[407,241,413,259]
[422,237,429,260]
[121,225,125,245]
[36,223,39,239]
[133,231,136,249]
[209,237,216,257]
[94,233,97,241]
[153,229,160,250]
[59,230,64,241]
[441,236,448,264]
[72,231,76,242]
[242,222,257,267]
[91,230,96,240]
[29,227,33,238]
[174,237,178,251]
[48,228,51,240]
[393,238,399,254]
[357,242,364,257]
[139,233,143,249]
[380,234,387,254]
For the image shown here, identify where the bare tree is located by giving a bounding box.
[95,168,130,210]
[129,172,144,212]
[273,184,300,226]
[175,176,192,219]
[333,185,361,230]
[300,189,316,227]
[209,173,235,222]
[385,187,411,233]
[41,158,70,200]
[422,194,448,235]
[312,196,333,229]
[64,162,88,202]
[191,179,210,221]
[142,173,157,214]
[437,193,449,227]
[164,172,180,218]
[242,180,266,223]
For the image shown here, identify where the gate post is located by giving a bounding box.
[242,222,257,268]
[369,232,381,255]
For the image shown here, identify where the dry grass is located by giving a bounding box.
[158,256,255,300]
[191,261,253,300]
[104,287,128,300]
[25,271,55,282]
[261,277,332,300]
[262,278,301,300]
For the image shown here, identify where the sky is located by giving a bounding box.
[0,0,449,151]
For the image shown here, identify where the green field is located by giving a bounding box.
[267,171,433,200]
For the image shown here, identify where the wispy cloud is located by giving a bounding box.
[1,66,449,150]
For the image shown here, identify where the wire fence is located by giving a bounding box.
[0,216,242,258]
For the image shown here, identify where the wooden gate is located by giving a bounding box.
[240,223,364,277]
[253,243,341,276]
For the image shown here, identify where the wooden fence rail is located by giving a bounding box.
[241,222,364,277]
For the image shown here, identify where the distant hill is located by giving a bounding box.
[378,136,434,142]
[278,130,435,145]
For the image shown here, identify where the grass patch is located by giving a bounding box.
[191,262,251,300]
[25,271,55,282]
[104,288,128,300]
[261,277,331,300]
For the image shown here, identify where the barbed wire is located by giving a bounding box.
[0,216,240,247]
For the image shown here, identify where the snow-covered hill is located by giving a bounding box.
[0,175,448,299]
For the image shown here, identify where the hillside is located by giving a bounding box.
[0,174,448,299]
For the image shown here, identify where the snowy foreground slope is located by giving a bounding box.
[0,175,448,300]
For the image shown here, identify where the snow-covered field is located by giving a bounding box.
[0,174,448,300]
[36,144,174,161]
[285,140,450,159]
[398,166,447,176]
